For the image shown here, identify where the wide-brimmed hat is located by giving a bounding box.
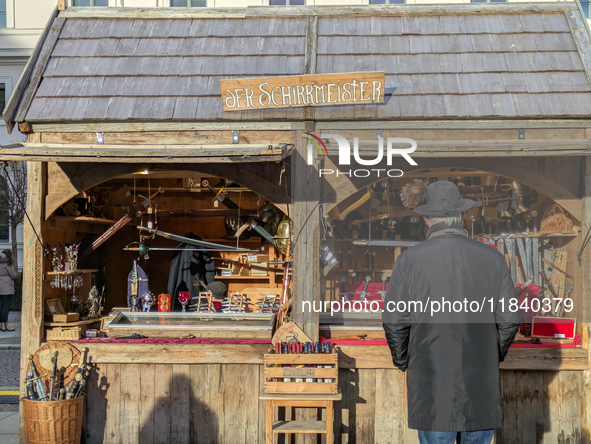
[414,181,477,217]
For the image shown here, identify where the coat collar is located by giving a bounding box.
[426,222,468,239]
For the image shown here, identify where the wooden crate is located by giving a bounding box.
[264,353,338,394]
[46,327,81,341]
[53,312,80,323]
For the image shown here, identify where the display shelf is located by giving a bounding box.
[52,216,119,225]
[46,269,98,276]
[215,275,270,279]
[43,318,101,327]
[480,231,580,239]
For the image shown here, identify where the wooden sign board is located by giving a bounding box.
[220,71,385,111]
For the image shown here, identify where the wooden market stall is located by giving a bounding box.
[3,2,591,443]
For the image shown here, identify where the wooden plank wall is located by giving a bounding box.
[83,365,585,444]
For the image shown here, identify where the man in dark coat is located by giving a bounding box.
[383,181,521,444]
[167,233,215,311]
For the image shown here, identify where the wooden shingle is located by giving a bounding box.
[17,6,591,124]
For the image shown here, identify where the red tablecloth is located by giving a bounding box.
[319,334,582,348]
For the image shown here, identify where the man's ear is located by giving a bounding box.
[423,216,432,227]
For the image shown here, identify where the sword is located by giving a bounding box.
[66,374,83,400]
[25,371,38,401]
[137,227,252,252]
[130,262,138,311]
[376,275,388,299]
[27,354,48,401]
[82,188,163,257]
[357,275,372,301]
[49,351,58,401]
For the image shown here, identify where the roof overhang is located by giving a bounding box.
[0,143,292,163]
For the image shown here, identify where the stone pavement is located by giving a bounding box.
[0,311,21,444]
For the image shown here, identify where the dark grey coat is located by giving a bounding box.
[382,223,520,432]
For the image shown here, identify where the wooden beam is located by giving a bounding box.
[58,3,575,19]
[80,343,272,364]
[14,17,65,123]
[76,342,588,370]
[291,131,321,342]
[581,158,591,434]
[45,162,290,219]
[321,157,583,222]
[335,345,589,371]
[40,130,293,145]
[31,122,306,133]
[565,9,591,90]
[19,160,45,441]
[316,120,591,130]
[30,120,591,134]
[303,15,318,122]
[0,143,290,163]
[2,7,58,134]
[351,139,591,157]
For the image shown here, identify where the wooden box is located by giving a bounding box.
[46,327,81,341]
[264,353,338,394]
[532,316,576,344]
[53,312,80,323]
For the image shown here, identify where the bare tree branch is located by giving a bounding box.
[0,161,27,271]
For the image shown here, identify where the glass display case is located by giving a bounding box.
[106,312,276,339]
[319,311,385,339]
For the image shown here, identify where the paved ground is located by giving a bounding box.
[0,311,21,444]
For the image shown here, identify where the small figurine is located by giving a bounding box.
[129,294,138,312]
[70,294,80,313]
[60,242,82,272]
[85,285,103,318]
[141,291,155,312]
[47,245,63,272]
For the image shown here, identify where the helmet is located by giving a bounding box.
[274,219,292,256]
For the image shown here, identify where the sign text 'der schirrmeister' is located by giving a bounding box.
[220,72,385,111]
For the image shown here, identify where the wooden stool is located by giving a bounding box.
[260,393,342,444]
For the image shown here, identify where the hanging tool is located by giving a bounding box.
[82,188,163,257]
[542,258,573,279]
[539,271,558,317]
[204,183,277,245]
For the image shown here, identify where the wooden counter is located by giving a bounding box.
[79,342,589,371]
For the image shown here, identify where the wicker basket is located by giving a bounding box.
[22,396,84,444]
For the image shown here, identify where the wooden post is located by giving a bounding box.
[291,130,320,342]
[581,156,591,442]
[19,160,46,442]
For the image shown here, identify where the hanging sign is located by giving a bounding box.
[220,71,385,111]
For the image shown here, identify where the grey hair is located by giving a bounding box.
[425,214,462,227]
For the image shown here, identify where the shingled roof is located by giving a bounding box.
[5,3,591,132]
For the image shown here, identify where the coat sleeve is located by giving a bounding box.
[495,258,521,362]
[382,253,411,372]
[6,265,16,280]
